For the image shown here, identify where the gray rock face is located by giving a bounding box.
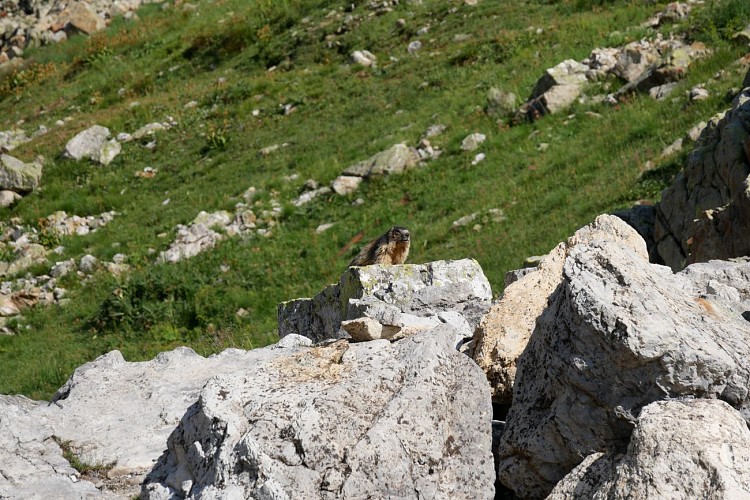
[654,88,750,270]
[548,400,750,499]
[64,125,120,165]
[278,259,493,344]
[142,327,495,500]
[496,216,750,498]
[473,215,647,404]
[342,143,421,178]
[0,395,115,499]
[0,153,43,193]
[0,347,281,498]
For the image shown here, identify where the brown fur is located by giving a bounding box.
[349,226,411,266]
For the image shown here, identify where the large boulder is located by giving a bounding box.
[142,326,495,499]
[472,215,646,404]
[654,88,750,270]
[0,153,43,193]
[278,259,493,344]
[496,215,750,498]
[548,400,750,499]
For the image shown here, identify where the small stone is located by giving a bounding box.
[407,41,422,54]
[50,259,76,278]
[112,254,128,265]
[461,133,486,151]
[341,317,384,341]
[471,153,486,166]
[661,138,684,158]
[316,223,336,234]
[79,254,99,274]
[350,50,377,67]
[331,175,362,196]
[690,86,710,101]
[452,213,478,230]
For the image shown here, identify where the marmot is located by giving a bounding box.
[349,226,410,266]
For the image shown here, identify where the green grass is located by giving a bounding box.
[0,0,747,399]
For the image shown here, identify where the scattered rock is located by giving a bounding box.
[160,193,281,262]
[471,152,486,165]
[259,143,288,156]
[0,128,30,151]
[331,175,362,195]
[42,211,117,237]
[63,125,120,166]
[350,49,377,67]
[61,1,106,35]
[689,84,710,101]
[315,222,335,233]
[50,258,76,278]
[486,88,517,117]
[0,190,22,207]
[421,124,446,139]
[461,133,486,151]
[79,254,99,274]
[407,40,422,54]
[641,2,692,29]
[518,33,708,120]
[0,154,43,193]
[131,122,168,140]
[660,137,683,158]
[292,186,331,207]
[342,143,421,178]
[159,222,223,264]
[648,82,678,100]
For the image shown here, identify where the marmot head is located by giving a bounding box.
[388,226,410,243]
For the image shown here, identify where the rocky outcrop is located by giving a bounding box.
[278,258,492,344]
[548,400,750,499]
[495,215,750,498]
[472,215,646,404]
[654,88,750,270]
[142,327,494,499]
[517,31,707,120]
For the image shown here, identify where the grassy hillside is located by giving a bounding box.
[0,0,748,399]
